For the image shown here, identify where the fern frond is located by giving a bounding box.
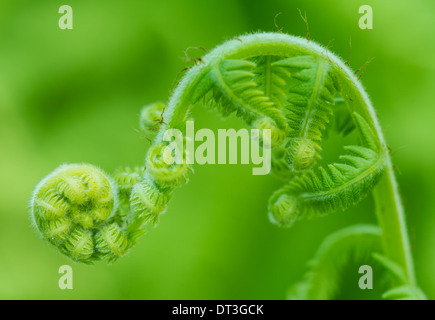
[289,229,426,300]
[252,55,291,110]
[197,59,287,129]
[269,145,385,227]
[372,253,408,283]
[353,112,378,150]
[373,253,427,300]
[269,113,385,227]
[287,225,382,300]
[382,285,426,300]
[273,56,336,171]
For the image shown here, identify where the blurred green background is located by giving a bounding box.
[1,0,434,299]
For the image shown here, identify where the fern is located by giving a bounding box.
[288,226,426,300]
[201,59,288,130]
[274,56,336,171]
[252,55,290,110]
[373,253,427,300]
[29,32,421,300]
[269,112,385,227]
[287,225,382,300]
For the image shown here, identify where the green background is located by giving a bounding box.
[1,0,434,299]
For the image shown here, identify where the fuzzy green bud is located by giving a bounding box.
[139,102,166,132]
[31,164,133,264]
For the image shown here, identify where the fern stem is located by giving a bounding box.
[373,160,416,285]
[330,54,416,285]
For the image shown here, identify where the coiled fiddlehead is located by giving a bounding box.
[31,164,133,263]
[30,31,423,299]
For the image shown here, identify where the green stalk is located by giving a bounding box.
[373,160,415,285]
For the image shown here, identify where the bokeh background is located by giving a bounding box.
[1,0,434,299]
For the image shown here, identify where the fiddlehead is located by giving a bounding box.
[31,164,135,263]
[30,31,421,301]
[139,101,166,134]
[145,141,192,189]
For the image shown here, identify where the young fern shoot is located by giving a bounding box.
[30,32,422,299]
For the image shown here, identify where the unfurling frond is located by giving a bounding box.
[139,101,166,133]
[31,164,130,263]
[197,59,288,130]
[252,55,291,110]
[287,225,382,300]
[268,113,385,227]
[273,56,337,171]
